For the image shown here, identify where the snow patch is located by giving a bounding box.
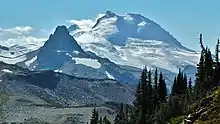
[0,55,27,64]
[105,71,115,79]
[25,56,37,66]
[124,15,134,22]
[138,21,147,27]
[1,69,13,73]
[54,69,63,73]
[72,57,101,69]
[73,50,79,55]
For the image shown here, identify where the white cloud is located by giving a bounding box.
[66,19,96,29]
[0,26,34,35]
[2,36,46,48]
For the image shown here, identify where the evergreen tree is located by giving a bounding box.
[199,34,205,51]
[114,103,126,124]
[154,68,158,92]
[90,108,99,124]
[195,50,205,99]
[147,70,153,116]
[215,39,219,64]
[214,39,220,86]
[148,70,153,97]
[158,72,167,103]
[204,48,214,88]
[172,69,188,96]
[99,117,103,124]
[153,68,159,110]
[171,77,177,96]
[103,116,111,124]
[183,74,188,93]
[139,67,148,124]
[188,78,192,93]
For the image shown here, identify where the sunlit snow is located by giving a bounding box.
[1,69,13,73]
[105,71,115,79]
[72,57,101,69]
[25,56,37,66]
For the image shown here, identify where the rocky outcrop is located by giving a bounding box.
[184,86,220,124]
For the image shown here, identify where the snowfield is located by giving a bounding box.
[1,69,13,73]
[72,57,101,69]
[69,11,200,74]
[25,56,37,66]
[105,71,115,79]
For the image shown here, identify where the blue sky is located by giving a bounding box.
[0,0,220,51]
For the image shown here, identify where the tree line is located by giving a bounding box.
[89,34,220,124]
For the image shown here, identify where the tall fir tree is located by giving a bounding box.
[114,103,126,124]
[204,48,214,89]
[158,72,167,103]
[99,117,103,124]
[171,77,177,96]
[90,108,99,124]
[214,39,220,86]
[153,68,159,110]
[188,77,192,93]
[183,74,188,93]
[103,116,111,124]
[195,50,205,99]
[147,70,153,116]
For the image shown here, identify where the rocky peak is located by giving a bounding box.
[36,25,84,69]
[105,11,116,18]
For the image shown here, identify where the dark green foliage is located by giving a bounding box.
[103,116,111,124]
[188,78,192,93]
[114,103,126,124]
[158,72,167,103]
[90,108,111,124]
[111,34,220,124]
[153,68,159,111]
[214,39,220,87]
[90,108,99,124]
[171,69,187,96]
[99,117,103,124]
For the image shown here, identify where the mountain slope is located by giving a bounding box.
[19,25,137,83]
[69,11,200,74]
[0,61,135,105]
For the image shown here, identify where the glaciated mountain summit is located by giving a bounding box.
[36,25,86,69]
[69,11,200,73]
[0,11,200,84]
[23,25,137,83]
[92,11,184,48]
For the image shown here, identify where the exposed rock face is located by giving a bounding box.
[37,25,85,70]
[184,86,220,124]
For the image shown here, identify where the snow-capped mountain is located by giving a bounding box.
[0,11,200,86]
[20,25,137,83]
[69,11,200,74]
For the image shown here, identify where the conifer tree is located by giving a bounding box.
[114,103,126,124]
[103,116,111,124]
[215,39,219,65]
[204,48,214,89]
[139,67,148,124]
[158,72,167,103]
[154,68,158,91]
[195,51,205,99]
[153,68,159,110]
[183,74,188,93]
[99,117,103,124]
[188,77,192,93]
[214,39,220,86]
[90,108,99,124]
[171,77,177,96]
